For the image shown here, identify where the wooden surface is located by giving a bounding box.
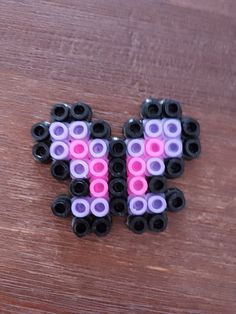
[0,1,236,313]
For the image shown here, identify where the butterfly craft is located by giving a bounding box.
[31,98,201,237]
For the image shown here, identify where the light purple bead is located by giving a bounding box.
[70,160,89,179]
[69,121,89,140]
[50,141,70,160]
[146,157,165,176]
[163,119,181,138]
[165,139,182,157]
[90,198,109,217]
[128,196,147,215]
[147,194,167,214]
[49,122,69,141]
[71,198,90,218]
[89,139,108,158]
[127,139,145,157]
[144,119,163,138]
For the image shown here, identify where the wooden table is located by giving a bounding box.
[0,1,235,313]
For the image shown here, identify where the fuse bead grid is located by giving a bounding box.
[124,98,201,234]
[31,98,201,237]
[52,121,110,235]
[31,103,112,237]
[125,117,183,232]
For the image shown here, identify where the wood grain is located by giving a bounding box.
[0,0,236,313]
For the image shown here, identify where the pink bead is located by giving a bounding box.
[90,178,108,198]
[145,138,164,157]
[127,157,146,177]
[70,140,89,159]
[128,176,148,196]
[89,158,108,178]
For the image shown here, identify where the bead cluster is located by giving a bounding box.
[31,98,201,237]
[123,98,200,234]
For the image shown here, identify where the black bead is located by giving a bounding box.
[109,158,127,178]
[92,215,112,237]
[148,176,167,193]
[31,121,50,142]
[181,117,200,138]
[183,138,201,160]
[164,158,185,178]
[127,215,148,234]
[90,120,111,139]
[51,195,71,218]
[140,98,162,119]
[123,119,144,139]
[69,179,90,197]
[109,197,127,216]
[51,160,69,181]
[70,102,92,121]
[109,138,127,158]
[165,188,185,212]
[72,216,92,237]
[148,212,168,232]
[162,99,182,118]
[109,178,127,197]
[32,142,51,163]
[51,103,71,122]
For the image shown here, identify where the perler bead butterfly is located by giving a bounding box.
[31,98,201,237]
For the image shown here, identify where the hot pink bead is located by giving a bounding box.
[128,176,148,196]
[127,157,146,177]
[89,158,108,178]
[145,138,164,157]
[90,178,108,198]
[70,140,89,160]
